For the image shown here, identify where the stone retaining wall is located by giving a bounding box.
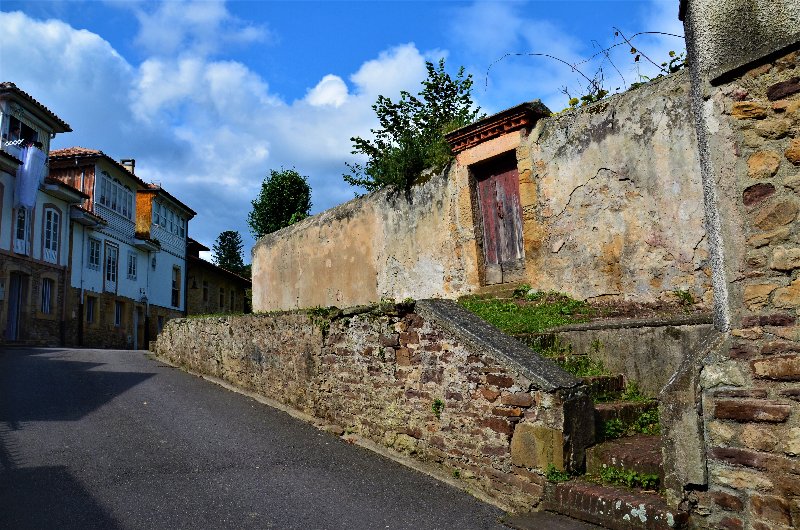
[155,300,593,510]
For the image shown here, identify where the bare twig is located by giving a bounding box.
[484,30,684,92]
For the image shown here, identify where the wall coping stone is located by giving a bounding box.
[537,313,714,333]
[415,299,578,391]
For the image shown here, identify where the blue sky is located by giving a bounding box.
[1,0,684,260]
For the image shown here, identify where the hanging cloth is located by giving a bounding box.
[14,146,47,208]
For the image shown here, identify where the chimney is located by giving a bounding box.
[120,158,135,174]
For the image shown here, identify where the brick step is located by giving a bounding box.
[595,400,658,438]
[586,434,664,484]
[581,374,625,399]
[543,479,688,530]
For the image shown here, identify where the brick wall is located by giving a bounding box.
[155,300,593,511]
[692,50,800,530]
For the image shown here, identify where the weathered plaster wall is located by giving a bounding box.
[252,71,710,312]
[522,71,710,303]
[155,300,593,511]
[252,172,481,311]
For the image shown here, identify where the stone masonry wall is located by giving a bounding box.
[687,49,800,529]
[252,70,710,312]
[155,300,593,511]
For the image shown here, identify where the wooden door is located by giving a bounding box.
[475,155,525,285]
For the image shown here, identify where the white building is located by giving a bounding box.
[0,82,79,345]
[49,148,195,348]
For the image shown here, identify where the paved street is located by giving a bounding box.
[0,347,507,530]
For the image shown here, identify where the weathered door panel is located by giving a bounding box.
[475,156,525,285]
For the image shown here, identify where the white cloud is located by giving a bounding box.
[350,43,429,98]
[131,0,269,58]
[2,10,436,255]
[305,75,349,108]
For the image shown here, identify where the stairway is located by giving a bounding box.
[541,373,688,529]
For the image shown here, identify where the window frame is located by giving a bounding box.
[127,251,138,281]
[88,238,102,270]
[97,171,134,220]
[14,206,29,254]
[171,266,181,307]
[42,206,61,264]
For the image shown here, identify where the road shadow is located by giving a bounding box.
[0,465,121,529]
[0,348,155,428]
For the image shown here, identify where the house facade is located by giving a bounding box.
[186,238,251,315]
[0,82,80,345]
[49,149,195,349]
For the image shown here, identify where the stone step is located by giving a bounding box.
[582,374,626,399]
[586,434,664,485]
[595,400,659,439]
[543,479,688,530]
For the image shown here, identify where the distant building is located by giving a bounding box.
[0,82,79,344]
[49,148,196,349]
[186,238,251,315]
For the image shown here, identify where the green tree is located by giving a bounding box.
[248,168,312,239]
[212,231,245,274]
[344,59,481,192]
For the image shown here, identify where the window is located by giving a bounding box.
[5,116,39,144]
[219,288,225,308]
[43,207,60,263]
[152,201,187,239]
[157,315,164,332]
[105,244,119,284]
[14,207,28,254]
[202,281,209,302]
[86,296,96,323]
[171,267,181,307]
[88,238,101,270]
[127,251,137,280]
[41,278,53,314]
[97,172,133,219]
[114,301,123,327]
[230,290,236,310]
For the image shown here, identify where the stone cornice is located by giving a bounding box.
[445,101,550,154]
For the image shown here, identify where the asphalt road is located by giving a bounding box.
[0,347,508,530]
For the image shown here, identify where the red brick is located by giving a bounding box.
[779,389,800,401]
[485,374,514,388]
[718,516,743,530]
[767,77,800,100]
[711,490,744,512]
[491,406,523,417]
[762,341,800,355]
[750,494,792,525]
[742,313,797,327]
[743,183,776,206]
[709,447,770,470]
[478,417,512,436]
[500,392,534,407]
[751,355,800,381]
[714,399,791,422]
[729,344,758,360]
[480,387,501,402]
